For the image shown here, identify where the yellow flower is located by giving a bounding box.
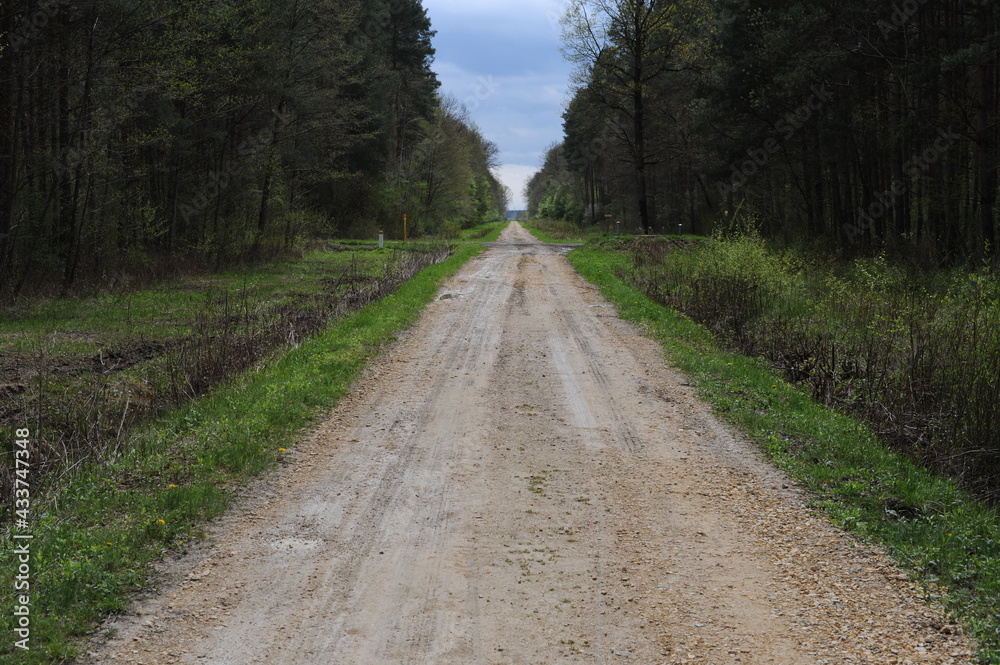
[168,484,177,489]
[157,519,166,525]
[279,448,286,452]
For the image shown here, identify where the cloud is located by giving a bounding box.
[425,0,570,34]
[497,164,542,210]
[422,0,577,214]
[434,63,569,117]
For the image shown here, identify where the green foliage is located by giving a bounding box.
[0,0,504,298]
[399,100,506,237]
[627,233,1000,499]
[525,144,585,222]
[537,188,583,223]
[542,0,1000,261]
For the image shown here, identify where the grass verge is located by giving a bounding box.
[568,240,1000,664]
[0,243,483,664]
[457,221,507,242]
[521,219,588,243]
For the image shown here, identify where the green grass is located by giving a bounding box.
[567,240,1000,664]
[521,219,588,243]
[0,243,483,664]
[333,221,507,245]
[456,220,507,242]
[0,248,398,354]
[0,245,450,515]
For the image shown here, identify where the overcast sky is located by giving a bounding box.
[421,0,577,210]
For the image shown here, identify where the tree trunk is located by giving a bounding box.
[632,4,650,235]
[254,170,272,258]
[58,4,77,294]
[976,62,997,258]
[0,0,16,292]
[632,84,648,228]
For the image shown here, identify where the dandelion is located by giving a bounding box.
[279,448,287,452]
[168,484,177,489]
[157,519,166,525]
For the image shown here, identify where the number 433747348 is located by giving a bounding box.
[14,428,30,521]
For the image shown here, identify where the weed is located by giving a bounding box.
[626,233,1000,501]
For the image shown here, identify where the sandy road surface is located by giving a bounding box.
[86,223,974,665]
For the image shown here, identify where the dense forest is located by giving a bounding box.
[529,0,1000,264]
[0,0,507,299]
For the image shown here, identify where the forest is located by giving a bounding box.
[0,0,507,300]
[529,0,1000,265]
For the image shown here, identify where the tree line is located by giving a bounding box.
[0,0,507,298]
[529,0,999,264]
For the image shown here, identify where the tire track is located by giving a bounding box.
[85,223,974,665]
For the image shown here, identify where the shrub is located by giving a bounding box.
[627,234,1000,499]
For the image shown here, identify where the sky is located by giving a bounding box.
[420,0,577,210]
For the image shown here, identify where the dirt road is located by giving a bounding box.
[87,223,973,664]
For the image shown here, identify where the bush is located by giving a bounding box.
[627,233,1000,499]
